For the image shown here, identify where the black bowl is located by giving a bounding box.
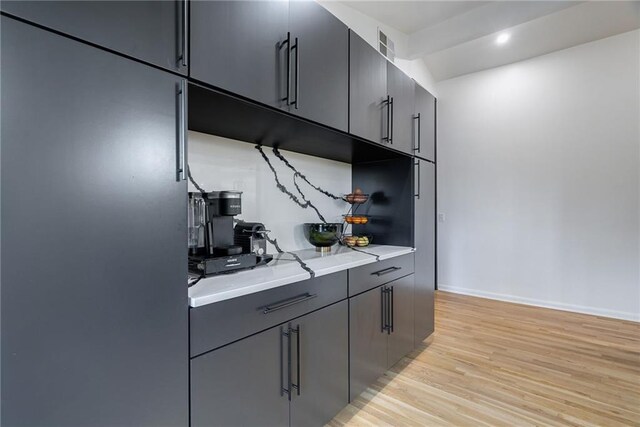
[303,223,342,252]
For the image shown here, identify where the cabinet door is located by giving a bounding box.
[191,326,289,427]
[1,0,187,74]
[349,30,388,145]
[414,160,436,345]
[290,301,349,427]
[387,275,415,367]
[191,1,289,109]
[349,286,388,401]
[288,1,349,131]
[387,62,415,155]
[1,17,188,426]
[414,85,436,161]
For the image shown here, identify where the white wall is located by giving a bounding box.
[436,30,640,321]
[188,131,352,252]
[318,1,438,95]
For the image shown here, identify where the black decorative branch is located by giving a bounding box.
[260,146,380,258]
[347,245,380,261]
[262,232,315,279]
[255,145,327,223]
[272,147,344,201]
[292,173,330,223]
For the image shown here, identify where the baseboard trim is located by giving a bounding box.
[437,285,640,322]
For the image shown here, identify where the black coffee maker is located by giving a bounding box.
[188,191,272,276]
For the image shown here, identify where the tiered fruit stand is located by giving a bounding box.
[340,189,372,248]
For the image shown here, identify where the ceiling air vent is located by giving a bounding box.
[378,28,395,62]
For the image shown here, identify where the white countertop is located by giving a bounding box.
[188,244,415,307]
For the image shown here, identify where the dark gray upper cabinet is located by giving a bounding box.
[387,274,415,368]
[190,325,289,427]
[290,300,349,427]
[349,30,388,145]
[349,285,388,402]
[190,1,289,108]
[387,62,416,155]
[191,1,348,131]
[414,160,436,345]
[414,85,436,161]
[1,0,188,74]
[1,16,188,426]
[288,1,349,132]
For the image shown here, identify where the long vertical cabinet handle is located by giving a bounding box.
[177,79,187,181]
[413,113,421,152]
[380,287,386,332]
[382,96,391,142]
[418,112,422,153]
[381,287,391,333]
[414,160,421,199]
[388,96,393,144]
[291,325,301,395]
[281,32,291,105]
[291,37,300,109]
[388,96,392,143]
[389,286,394,333]
[180,0,188,67]
[281,326,292,400]
[434,98,437,161]
[385,287,391,335]
[280,327,287,398]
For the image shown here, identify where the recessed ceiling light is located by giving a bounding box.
[496,33,510,45]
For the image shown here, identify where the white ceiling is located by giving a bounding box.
[342,1,490,34]
[340,1,640,81]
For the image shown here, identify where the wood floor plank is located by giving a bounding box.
[329,291,640,426]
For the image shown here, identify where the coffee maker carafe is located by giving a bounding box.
[188,191,272,276]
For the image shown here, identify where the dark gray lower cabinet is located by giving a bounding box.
[349,274,414,401]
[191,300,349,427]
[190,272,347,357]
[387,274,415,368]
[349,286,389,402]
[414,160,436,345]
[1,17,188,426]
[190,326,290,427]
[289,300,349,427]
[1,0,188,74]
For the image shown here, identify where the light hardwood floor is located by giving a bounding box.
[329,291,640,426]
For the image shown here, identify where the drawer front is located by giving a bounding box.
[348,254,414,296]
[190,271,347,357]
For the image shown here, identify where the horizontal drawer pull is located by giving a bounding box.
[371,266,401,277]
[262,293,318,314]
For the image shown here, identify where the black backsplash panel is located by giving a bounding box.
[352,157,414,247]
